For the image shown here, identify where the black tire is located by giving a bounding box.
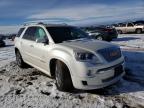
[136,29,142,34]
[0,42,5,47]
[117,30,122,34]
[55,60,73,91]
[107,38,112,42]
[16,50,26,68]
[96,36,103,41]
[3,44,5,47]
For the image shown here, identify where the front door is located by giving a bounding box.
[126,23,135,33]
[31,27,50,74]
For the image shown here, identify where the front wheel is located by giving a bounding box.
[136,29,142,34]
[55,60,73,91]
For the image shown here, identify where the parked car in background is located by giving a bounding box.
[86,26,118,41]
[0,36,5,47]
[133,20,144,25]
[11,34,17,41]
[8,34,17,41]
[15,22,125,91]
[135,23,144,26]
[115,22,144,34]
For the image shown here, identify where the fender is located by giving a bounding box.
[49,48,74,76]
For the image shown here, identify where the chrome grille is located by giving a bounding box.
[97,47,121,62]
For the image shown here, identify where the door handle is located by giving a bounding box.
[30,45,34,47]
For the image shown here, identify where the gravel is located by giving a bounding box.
[0,61,144,108]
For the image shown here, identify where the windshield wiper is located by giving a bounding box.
[63,37,91,43]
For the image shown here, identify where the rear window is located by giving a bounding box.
[16,28,25,37]
[119,24,126,27]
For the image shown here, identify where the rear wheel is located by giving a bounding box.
[107,38,112,42]
[3,44,5,47]
[136,29,142,34]
[117,30,123,34]
[2,42,5,47]
[55,60,73,91]
[96,36,103,41]
[16,50,26,68]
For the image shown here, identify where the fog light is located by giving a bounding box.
[87,70,96,76]
[82,81,87,85]
[87,70,92,76]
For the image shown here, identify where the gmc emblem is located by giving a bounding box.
[110,51,119,57]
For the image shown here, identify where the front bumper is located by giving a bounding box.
[71,62,125,90]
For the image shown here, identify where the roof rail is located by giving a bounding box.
[24,20,68,26]
[24,21,45,26]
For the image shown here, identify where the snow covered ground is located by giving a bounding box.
[0,39,15,68]
[0,34,144,108]
[112,34,144,50]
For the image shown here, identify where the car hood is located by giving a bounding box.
[60,39,118,52]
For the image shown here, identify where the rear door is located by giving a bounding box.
[20,27,37,64]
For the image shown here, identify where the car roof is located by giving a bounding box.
[23,22,73,28]
[45,24,73,27]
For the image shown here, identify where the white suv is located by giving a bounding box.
[15,23,125,91]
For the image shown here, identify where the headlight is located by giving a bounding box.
[75,52,93,60]
[74,51,102,65]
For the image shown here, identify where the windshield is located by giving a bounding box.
[46,27,90,43]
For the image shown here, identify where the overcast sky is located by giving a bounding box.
[0,0,144,33]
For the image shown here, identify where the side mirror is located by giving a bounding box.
[87,32,92,36]
[36,38,49,45]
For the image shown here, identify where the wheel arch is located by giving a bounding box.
[15,47,19,54]
[48,48,74,77]
[49,57,72,78]
[135,28,142,32]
